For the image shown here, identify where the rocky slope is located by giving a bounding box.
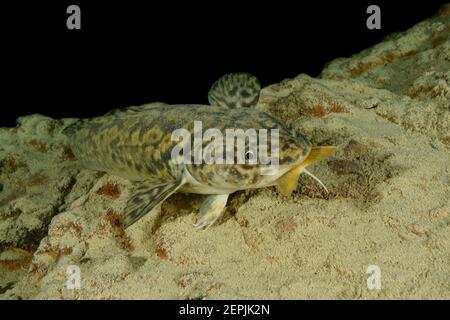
[0,4,449,299]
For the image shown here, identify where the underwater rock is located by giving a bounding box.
[327,159,362,175]
[0,115,82,250]
[0,5,449,299]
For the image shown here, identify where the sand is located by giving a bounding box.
[0,4,449,299]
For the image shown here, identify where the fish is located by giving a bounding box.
[63,73,335,229]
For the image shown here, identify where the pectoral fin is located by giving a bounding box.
[276,146,336,196]
[193,194,229,230]
[124,179,184,228]
[276,167,302,197]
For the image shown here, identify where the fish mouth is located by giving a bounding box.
[272,146,336,195]
[259,147,311,177]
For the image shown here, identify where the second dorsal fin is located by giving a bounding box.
[208,73,261,109]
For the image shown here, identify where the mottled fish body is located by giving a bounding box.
[64,73,335,229]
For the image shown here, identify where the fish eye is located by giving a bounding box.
[245,151,255,161]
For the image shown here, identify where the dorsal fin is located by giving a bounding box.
[63,103,168,136]
[104,102,167,117]
[208,73,261,108]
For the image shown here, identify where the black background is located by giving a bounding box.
[2,0,447,127]
[0,299,446,317]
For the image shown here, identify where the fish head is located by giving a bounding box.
[185,113,316,192]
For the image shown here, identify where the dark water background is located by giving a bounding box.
[1,0,447,127]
